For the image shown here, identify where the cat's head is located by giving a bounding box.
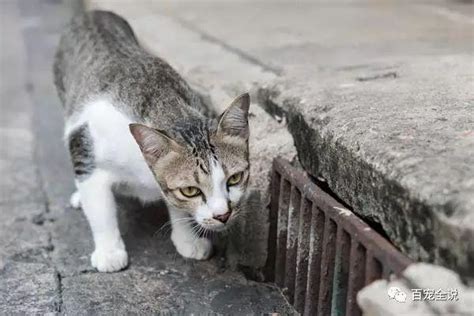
[130,93,250,232]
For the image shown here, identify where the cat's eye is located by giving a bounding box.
[179,187,201,198]
[227,172,243,186]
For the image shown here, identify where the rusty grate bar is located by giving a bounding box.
[265,158,412,315]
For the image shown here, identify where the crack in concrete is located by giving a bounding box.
[173,16,283,76]
[31,120,64,313]
[54,271,64,313]
[356,71,398,82]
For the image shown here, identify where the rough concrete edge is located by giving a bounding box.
[257,86,474,281]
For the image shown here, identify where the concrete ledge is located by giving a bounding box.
[258,55,474,278]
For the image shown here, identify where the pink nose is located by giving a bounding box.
[213,212,231,223]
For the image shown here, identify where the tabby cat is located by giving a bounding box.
[54,10,250,272]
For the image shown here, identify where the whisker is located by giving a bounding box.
[153,217,195,238]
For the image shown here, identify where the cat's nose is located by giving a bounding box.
[213,211,231,223]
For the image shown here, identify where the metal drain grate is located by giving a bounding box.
[264,158,412,316]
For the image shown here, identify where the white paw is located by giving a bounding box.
[91,247,128,272]
[172,235,213,260]
[70,191,81,209]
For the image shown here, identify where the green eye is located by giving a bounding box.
[179,187,201,198]
[227,172,243,186]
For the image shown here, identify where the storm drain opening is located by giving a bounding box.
[264,158,412,316]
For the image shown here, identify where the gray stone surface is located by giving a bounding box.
[62,265,291,314]
[157,1,473,73]
[0,202,50,262]
[88,0,474,278]
[0,0,293,314]
[0,0,44,205]
[0,262,61,314]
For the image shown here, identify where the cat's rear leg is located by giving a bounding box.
[77,169,128,272]
[68,123,127,272]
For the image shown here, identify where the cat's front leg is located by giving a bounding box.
[77,170,128,272]
[169,209,212,260]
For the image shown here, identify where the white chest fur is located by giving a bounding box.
[65,98,161,203]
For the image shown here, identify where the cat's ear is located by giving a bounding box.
[216,93,250,140]
[129,124,181,165]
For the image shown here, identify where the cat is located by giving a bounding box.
[53,10,250,272]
